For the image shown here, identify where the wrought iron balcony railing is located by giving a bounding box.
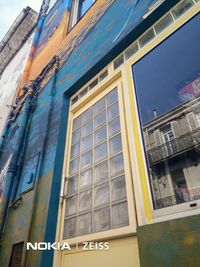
[147,129,200,164]
[154,187,200,209]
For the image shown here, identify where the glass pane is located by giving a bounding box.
[111,176,126,202]
[63,217,76,239]
[82,121,93,138]
[93,207,110,232]
[82,107,93,124]
[133,14,200,210]
[139,28,155,48]
[80,168,92,189]
[106,88,118,106]
[73,115,81,131]
[69,158,79,175]
[65,195,77,216]
[94,142,107,162]
[172,0,194,19]
[94,183,109,207]
[77,212,92,235]
[72,128,81,144]
[110,154,124,177]
[70,142,80,159]
[112,202,129,228]
[82,135,93,152]
[94,98,105,115]
[94,161,109,183]
[67,175,78,195]
[108,117,120,137]
[154,14,173,34]
[107,102,119,121]
[79,0,94,18]
[79,189,92,212]
[94,111,106,129]
[81,150,92,169]
[94,126,107,145]
[109,134,122,155]
[125,42,139,60]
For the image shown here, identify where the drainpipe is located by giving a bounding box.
[23,56,59,266]
[0,84,38,239]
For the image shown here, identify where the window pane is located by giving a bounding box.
[78,0,94,18]
[94,142,107,162]
[69,158,79,175]
[94,111,106,129]
[77,212,92,235]
[81,150,92,169]
[94,126,107,145]
[107,102,119,121]
[82,107,93,124]
[82,120,93,138]
[67,175,78,195]
[80,168,92,189]
[133,14,200,210]
[111,176,126,202]
[63,217,76,239]
[110,154,124,177]
[108,117,120,137]
[94,98,105,115]
[109,134,122,155]
[106,88,118,106]
[94,183,109,208]
[72,128,81,144]
[73,115,81,131]
[82,135,93,152]
[154,14,173,34]
[139,28,155,48]
[172,0,194,19]
[112,202,129,228]
[93,207,110,232]
[79,189,92,212]
[94,161,109,183]
[66,195,77,216]
[70,142,80,159]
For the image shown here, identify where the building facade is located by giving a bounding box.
[0,7,37,136]
[0,1,200,267]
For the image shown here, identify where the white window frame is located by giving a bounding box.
[70,0,96,29]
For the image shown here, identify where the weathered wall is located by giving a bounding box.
[137,214,200,267]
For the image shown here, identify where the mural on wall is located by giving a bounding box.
[0,34,34,136]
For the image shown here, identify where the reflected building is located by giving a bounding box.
[143,96,200,209]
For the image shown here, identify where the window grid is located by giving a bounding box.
[64,88,129,239]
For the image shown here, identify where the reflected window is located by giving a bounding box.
[63,88,129,239]
[133,14,200,210]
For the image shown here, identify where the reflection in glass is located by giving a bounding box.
[109,134,122,155]
[66,195,77,216]
[94,142,107,162]
[133,14,200,210]
[106,88,118,106]
[81,151,92,169]
[82,135,93,152]
[111,176,126,202]
[82,121,93,138]
[108,117,120,137]
[69,158,79,175]
[94,126,107,145]
[94,111,106,129]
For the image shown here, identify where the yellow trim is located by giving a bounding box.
[124,3,200,222]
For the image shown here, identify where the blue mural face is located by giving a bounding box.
[132,13,200,124]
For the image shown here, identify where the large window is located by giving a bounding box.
[132,13,200,210]
[62,86,132,240]
[70,0,95,29]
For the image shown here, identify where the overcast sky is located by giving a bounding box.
[0,0,42,41]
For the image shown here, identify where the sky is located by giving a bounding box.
[0,0,42,41]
